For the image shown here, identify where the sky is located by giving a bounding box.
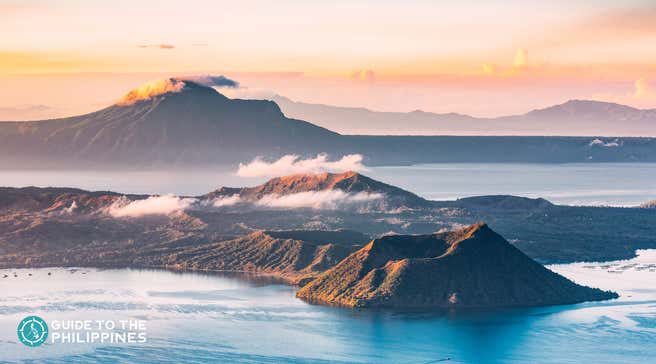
[1,0,655,118]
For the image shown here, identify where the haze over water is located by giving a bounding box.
[3,163,656,206]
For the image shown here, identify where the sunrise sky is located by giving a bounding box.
[1,0,655,118]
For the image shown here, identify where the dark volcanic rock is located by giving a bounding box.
[297,223,618,308]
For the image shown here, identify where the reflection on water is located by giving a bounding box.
[2,163,656,206]
[1,252,655,363]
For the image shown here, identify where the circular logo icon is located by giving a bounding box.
[17,316,48,347]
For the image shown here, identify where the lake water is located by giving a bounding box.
[2,163,656,206]
[1,251,655,363]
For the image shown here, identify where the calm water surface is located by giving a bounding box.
[2,163,655,206]
[1,251,655,363]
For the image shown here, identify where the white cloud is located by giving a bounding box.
[62,201,77,214]
[255,190,383,210]
[236,153,366,178]
[108,195,196,218]
[212,194,242,207]
[589,138,620,147]
[207,190,383,210]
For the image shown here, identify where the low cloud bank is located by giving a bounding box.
[210,190,383,210]
[256,190,383,209]
[237,153,366,178]
[108,195,196,218]
[212,194,241,207]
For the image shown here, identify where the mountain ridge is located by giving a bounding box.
[272,95,656,136]
[1,171,656,264]
[1,79,656,168]
[0,79,340,167]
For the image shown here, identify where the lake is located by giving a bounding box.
[2,162,655,362]
[1,251,655,363]
[2,163,656,206]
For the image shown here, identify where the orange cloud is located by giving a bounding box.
[591,78,656,109]
[513,49,528,69]
[634,78,651,97]
[137,44,175,49]
[350,69,375,82]
[482,63,496,75]
[117,78,186,105]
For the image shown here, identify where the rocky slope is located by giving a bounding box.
[140,230,364,284]
[205,171,429,210]
[297,223,618,308]
[0,78,339,168]
[2,173,656,264]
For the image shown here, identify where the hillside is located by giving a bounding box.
[0,79,339,168]
[297,223,618,308]
[139,230,364,284]
[1,172,656,265]
[206,171,430,210]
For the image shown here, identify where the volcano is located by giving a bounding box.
[297,223,618,308]
[0,78,338,167]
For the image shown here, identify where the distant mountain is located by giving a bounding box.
[273,95,656,136]
[454,195,553,211]
[0,104,61,121]
[272,95,481,135]
[0,79,339,168]
[1,79,655,168]
[0,186,130,214]
[297,223,618,308]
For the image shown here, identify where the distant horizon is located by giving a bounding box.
[2,0,656,120]
[4,77,655,137]
[1,75,654,115]
[1,72,656,121]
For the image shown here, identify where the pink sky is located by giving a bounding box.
[1,0,655,117]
